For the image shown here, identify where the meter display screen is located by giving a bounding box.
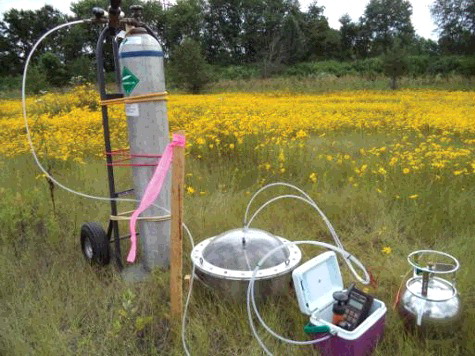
[348,298,364,310]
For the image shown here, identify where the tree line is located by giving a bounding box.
[0,0,474,86]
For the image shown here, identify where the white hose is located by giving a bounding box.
[247,240,370,355]
[244,184,367,284]
[244,182,314,225]
[246,194,343,247]
[244,182,344,250]
[22,19,142,206]
[182,223,195,356]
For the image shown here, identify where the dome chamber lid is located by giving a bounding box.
[191,228,302,280]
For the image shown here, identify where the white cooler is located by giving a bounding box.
[292,251,387,356]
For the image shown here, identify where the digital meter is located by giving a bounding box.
[338,284,374,331]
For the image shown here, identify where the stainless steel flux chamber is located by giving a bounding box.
[191,228,302,300]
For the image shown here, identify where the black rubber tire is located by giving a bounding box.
[80,222,110,266]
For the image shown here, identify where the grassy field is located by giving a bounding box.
[1,74,473,99]
[0,85,474,355]
[210,75,474,93]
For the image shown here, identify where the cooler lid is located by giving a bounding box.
[292,251,343,315]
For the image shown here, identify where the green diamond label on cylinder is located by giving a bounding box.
[122,67,140,95]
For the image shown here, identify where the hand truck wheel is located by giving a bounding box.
[80,222,110,266]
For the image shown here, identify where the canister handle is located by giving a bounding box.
[407,250,459,275]
[303,323,335,341]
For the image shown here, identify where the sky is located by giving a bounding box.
[0,0,439,40]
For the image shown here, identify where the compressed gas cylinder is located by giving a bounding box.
[119,27,170,270]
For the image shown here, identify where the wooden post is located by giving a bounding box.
[170,130,185,332]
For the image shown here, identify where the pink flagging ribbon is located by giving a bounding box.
[127,133,186,263]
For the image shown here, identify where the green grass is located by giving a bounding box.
[1,131,474,355]
[1,74,472,101]
[208,75,474,93]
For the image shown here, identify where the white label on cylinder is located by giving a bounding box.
[126,103,140,117]
[126,36,142,45]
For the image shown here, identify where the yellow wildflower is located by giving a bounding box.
[295,130,307,138]
[278,150,285,162]
[309,172,318,183]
